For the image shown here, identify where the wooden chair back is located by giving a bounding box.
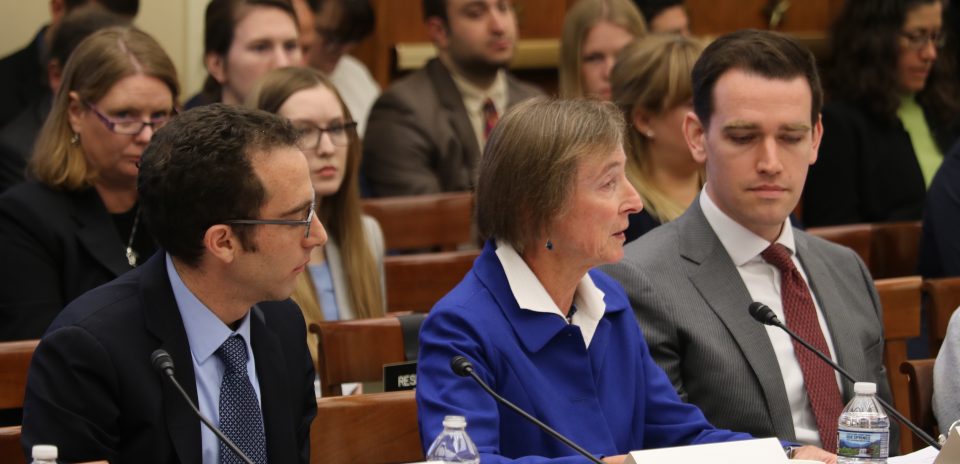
[899,359,938,452]
[923,276,960,355]
[0,425,24,464]
[362,192,474,252]
[384,250,479,313]
[0,340,39,410]
[309,390,423,464]
[806,223,872,270]
[310,315,423,397]
[876,276,923,455]
[871,221,922,279]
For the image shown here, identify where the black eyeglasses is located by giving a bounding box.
[224,201,316,238]
[900,29,947,51]
[85,101,176,135]
[295,120,357,151]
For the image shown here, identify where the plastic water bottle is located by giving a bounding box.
[30,445,57,464]
[837,382,889,463]
[425,415,480,463]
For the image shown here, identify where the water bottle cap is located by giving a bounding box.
[32,445,57,459]
[442,415,467,428]
[854,382,877,394]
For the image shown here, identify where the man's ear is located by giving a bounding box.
[203,224,239,265]
[425,17,450,50]
[683,110,708,164]
[809,113,823,165]
[204,52,228,85]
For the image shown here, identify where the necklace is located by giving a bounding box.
[125,205,141,267]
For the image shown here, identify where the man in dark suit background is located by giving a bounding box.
[21,104,325,463]
[362,0,542,197]
[0,0,138,129]
[603,30,897,457]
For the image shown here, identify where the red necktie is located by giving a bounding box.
[482,98,498,139]
[761,243,844,451]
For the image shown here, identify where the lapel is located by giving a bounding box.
[678,201,797,439]
[140,252,202,464]
[71,188,131,277]
[425,59,483,172]
[249,306,292,463]
[794,232,857,398]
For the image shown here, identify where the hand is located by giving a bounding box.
[601,455,626,463]
[791,445,838,463]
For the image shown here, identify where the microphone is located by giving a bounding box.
[747,302,942,450]
[449,355,604,464]
[150,350,256,464]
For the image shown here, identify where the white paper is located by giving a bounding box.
[624,437,788,464]
[889,446,939,464]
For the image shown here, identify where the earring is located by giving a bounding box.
[545,239,554,251]
[645,130,655,138]
[70,133,80,145]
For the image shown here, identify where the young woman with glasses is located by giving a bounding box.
[248,66,385,376]
[804,0,960,227]
[0,26,179,341]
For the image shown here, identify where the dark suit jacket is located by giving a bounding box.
[362,58,543,197]
[0,182,141,341]
[0,92,50,193]
[602,199,899,449]
[0,27,47,129]
[804,100,959,227]
[21,252,317,463]
[919,139,960,278]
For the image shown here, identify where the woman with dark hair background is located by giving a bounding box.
[804,0,960,226]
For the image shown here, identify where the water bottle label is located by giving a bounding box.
[837,429,889,459]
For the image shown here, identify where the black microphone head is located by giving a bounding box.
[748,302,781,326]
[450,355,474,377]
[151,349,175,376]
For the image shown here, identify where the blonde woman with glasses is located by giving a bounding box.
[248,66,385,369]
[0,26,178,341]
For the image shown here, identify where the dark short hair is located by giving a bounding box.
[312,0,375,44]
[826,0,958,126]
[65,0,140,16]
[138,103,300,267]
[201,0,298,100]
[691,29,822,128]
[47,5,131,66]
[633,0,682,24]
[422,0,447,22]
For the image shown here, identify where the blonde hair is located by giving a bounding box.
[559,0,647,98]
[30,26,179,190]
[247,66,385,362]
[611,34,704,223]
[476,97,624,253]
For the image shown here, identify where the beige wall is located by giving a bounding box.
[0,0,207,103]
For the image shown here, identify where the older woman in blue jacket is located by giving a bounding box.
[415,97,754,463]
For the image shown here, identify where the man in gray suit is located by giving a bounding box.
[362,0,542,197]
[604,29,898,454]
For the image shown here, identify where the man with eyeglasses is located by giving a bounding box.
[22,104,324,464]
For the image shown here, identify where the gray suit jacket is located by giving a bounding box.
[362,58,543,197]
[602,199,898,448]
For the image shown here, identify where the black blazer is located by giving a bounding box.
[0,92,50,193]
[21,252,317,464]
[0,28,47,129]
[804,100,958,227]
[0,182,138,341]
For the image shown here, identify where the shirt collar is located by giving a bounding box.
[493,240,606,323]
[165,253,253,364]
[699,186,796,265]
[449,68,507,111]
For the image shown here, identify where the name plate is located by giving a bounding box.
[625,437,789,464]
[383,361,417,392]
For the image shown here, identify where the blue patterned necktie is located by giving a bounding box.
[216,334,267,464]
